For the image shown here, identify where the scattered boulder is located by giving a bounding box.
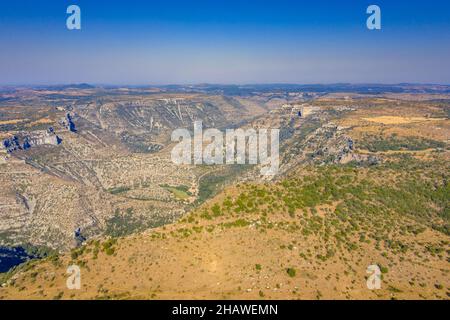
[74,228,86,247]
[59,113,77,132]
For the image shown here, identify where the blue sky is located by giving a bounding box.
[0,0,449,85]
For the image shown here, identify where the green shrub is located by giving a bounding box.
[286,268,297,278]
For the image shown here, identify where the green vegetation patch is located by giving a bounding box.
[105,208,161,237]
[161,184,191,200]
[107,186,131,195]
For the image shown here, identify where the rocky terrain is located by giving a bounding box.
[0,85,449,300]
[0,86,311,250]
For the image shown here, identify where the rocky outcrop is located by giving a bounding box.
[2,128,62,153]
[59,113,77,132]
[280,120,380,176]
[307,124,379,165]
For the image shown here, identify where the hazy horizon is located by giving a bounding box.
[3,82,450,87]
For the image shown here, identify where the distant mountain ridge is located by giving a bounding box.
[2,83,450,95]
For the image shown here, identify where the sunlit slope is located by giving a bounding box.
[1,160,448,300]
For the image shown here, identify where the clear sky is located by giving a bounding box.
[0,0,449,85]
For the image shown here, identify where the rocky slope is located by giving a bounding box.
[0,93,448,300]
